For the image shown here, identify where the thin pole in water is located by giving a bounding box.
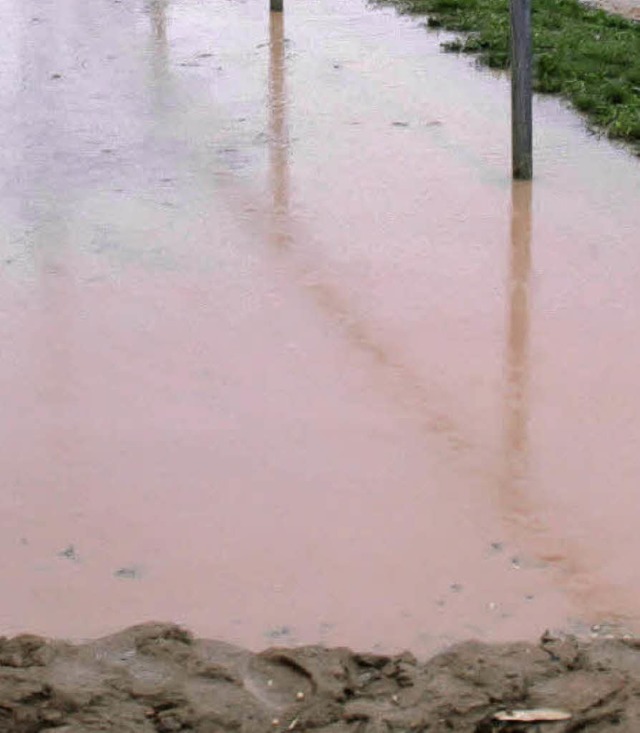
[510,0,533,179]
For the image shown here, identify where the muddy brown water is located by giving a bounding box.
[1,0,640,657]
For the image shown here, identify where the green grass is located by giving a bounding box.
[378,0,640,148]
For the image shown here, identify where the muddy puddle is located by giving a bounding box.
[1,0,640,657]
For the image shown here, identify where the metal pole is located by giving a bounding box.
[510,0,532,180]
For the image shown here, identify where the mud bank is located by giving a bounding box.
[2,623,640,732]
[587,0,640,19]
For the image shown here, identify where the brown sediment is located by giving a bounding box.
[2,622,640,732]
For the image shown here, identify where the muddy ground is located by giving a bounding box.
[2,623,640,732]
[586,0,640,18]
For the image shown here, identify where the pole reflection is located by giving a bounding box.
[147,0,169,97]
[500,183,635,628]
[149,0,168,43]
[504,180,532,495]
[268,10,289,250]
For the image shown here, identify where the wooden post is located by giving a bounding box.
[270,0,283,13]
[510,0,532,179]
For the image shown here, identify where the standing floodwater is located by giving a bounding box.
[1,0,640,655]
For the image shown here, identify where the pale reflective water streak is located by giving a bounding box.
[499,182,639,630]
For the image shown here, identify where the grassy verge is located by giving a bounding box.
[380,0,640,148]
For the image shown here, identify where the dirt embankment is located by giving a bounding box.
[587,0,640,19]
[2,623,640,732]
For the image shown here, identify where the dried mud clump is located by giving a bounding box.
[1,623,640,732]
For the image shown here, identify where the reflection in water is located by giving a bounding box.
[263,11,471,453]
[500,184,634,629]
[36,214,74,409]
[147,0,170,96]
[4,0,640,652]
[504,181,532,497]
[500,185,549,548]
[27,203,78,513]
[268,11,289,249]
[500,181,538,538]
[149,0,168,43]
[262,23,475,461]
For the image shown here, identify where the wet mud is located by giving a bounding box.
[2,623,640,732]
[586,0,640,19]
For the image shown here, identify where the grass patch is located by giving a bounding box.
[377,0,640,148]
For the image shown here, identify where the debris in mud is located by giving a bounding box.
[493,707,572,722]
[57,545,79,562]
[2,623,640,732]
[114,565,143,580]
[265,625,294,641]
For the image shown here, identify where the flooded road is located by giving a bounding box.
[1,0,640,656]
